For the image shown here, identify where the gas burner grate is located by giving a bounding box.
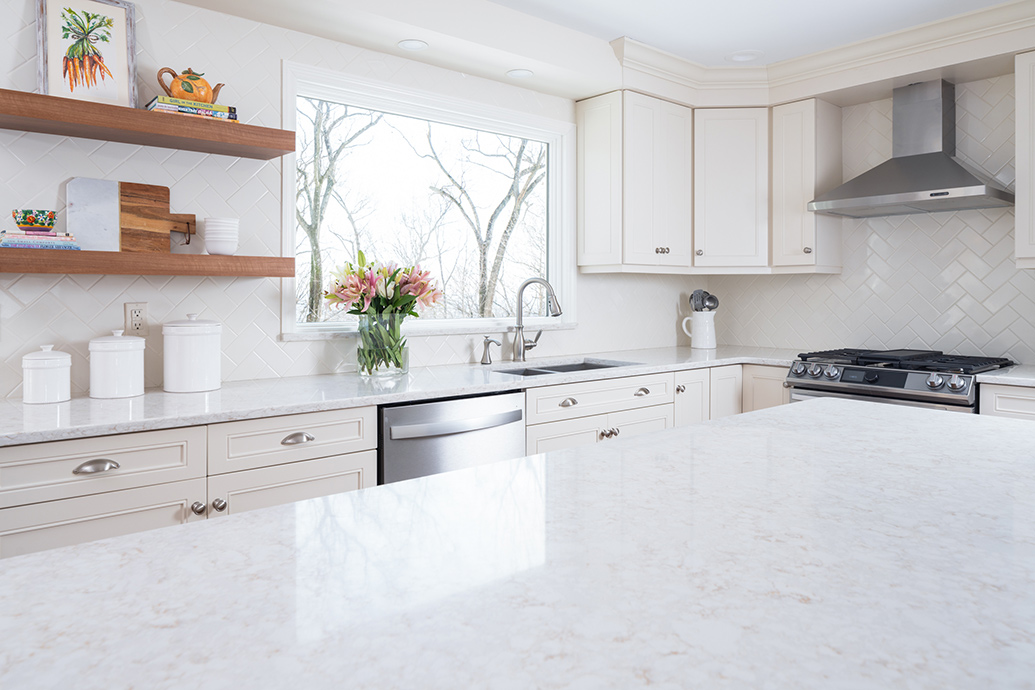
[797,349,871,363]
[898,356,1016,374]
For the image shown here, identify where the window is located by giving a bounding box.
[281,63,574,336]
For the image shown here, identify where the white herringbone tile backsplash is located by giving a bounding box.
[712,76,1035,363]
[0,0,692,398]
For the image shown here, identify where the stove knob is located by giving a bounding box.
[947,374,966,391]
[863,371,879,383]
[791,362,807,376]
[807,363,824,378]
[925,373,945,390]
[823,365,841,379]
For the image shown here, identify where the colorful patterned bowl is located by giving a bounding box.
[12,209,57,231]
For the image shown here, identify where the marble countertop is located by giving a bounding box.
[0,345,799,447]
[2,397,1033,688]
[975,364,1035,387]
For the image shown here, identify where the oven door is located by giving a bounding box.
[789,388,976,413]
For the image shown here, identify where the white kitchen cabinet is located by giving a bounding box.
[742,365,791,412]
[577,90,693,271]
[1017,51,1035,269]
[673,368,710,426]
[0,478,207,559]
[771,99,843,273]
[525,372,674,425]
[206,451,376,517]
[709,365,743,419]
[693,108,769,268]
[979,384,1035,421]
[526,404,674,454]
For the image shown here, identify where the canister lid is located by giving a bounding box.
[22,344,71,369]
[163,313,222,335]
[89,330,145,351]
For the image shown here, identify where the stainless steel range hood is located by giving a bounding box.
[807,80,1014,218]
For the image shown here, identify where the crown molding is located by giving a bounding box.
[609,0,1035,108]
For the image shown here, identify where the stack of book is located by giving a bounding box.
[1,230,81,250]
[145,96,238,122]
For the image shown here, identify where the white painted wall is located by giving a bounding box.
[712,76,1033,363]
[0,0,695,399]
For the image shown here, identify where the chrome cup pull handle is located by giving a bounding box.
[558,397,578,408]
[281,431,316,446]
[634,387,650,397]
[72,458,121,475]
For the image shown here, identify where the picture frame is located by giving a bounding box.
[36,0,137,108]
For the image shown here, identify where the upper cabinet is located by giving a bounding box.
[1017,51,1035,269]
[693,108,769,268]
[577,90,693,271]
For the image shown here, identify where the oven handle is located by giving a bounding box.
[788,388,974,413]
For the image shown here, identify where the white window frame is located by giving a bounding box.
[280,60,576,339]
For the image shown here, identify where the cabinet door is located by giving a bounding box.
[206,451,375,517]
[694,108,769,267]
[608,404,674,439]
[742,365,791,412]
[526,414,605,454]
[623,91,693,267]
[709,365,743,419]
[979,384,1035,421]
[772,99,842,270]
[1018,51,1035,268]
[673,368,710,426]
[0,478,207,559]
[576,91,624,266]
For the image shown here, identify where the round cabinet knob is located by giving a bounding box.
[675,384,686,393]
[863,371,880,383]
[790,362,807,376]
[211,498,228,512]
[803,247,813,254]
[823,365,841,379]
[696,249,703,256]
[190,501,206,515]
[947,374,966,391]
[807,363,824,377]
[925,373,945,390]
[600,429,612,439]
[655,247,661,254]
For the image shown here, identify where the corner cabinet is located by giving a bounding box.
[771,99,843,273]
[1017,51,1035,269]
[577,90,693,272]
[693,108,769,269]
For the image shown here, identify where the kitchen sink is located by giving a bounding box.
[496,359,638,377]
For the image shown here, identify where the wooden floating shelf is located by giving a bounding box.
[0,89,295,160]
[0,249,294,277]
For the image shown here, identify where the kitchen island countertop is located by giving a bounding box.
[1,397,1033,688]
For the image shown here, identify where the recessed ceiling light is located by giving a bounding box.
[398,39,429,52]
[725,50,764,64]
[506,68,534,79]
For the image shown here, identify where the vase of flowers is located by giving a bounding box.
[324,252,442,377]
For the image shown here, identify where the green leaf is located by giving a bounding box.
[357,250,366,266]
[184,75,201,81]
[180,81,195,94]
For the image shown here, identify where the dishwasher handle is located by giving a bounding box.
[389,408,523,440]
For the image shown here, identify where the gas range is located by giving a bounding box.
[785,348,1015,412]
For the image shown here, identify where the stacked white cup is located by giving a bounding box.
[203,218,239,255]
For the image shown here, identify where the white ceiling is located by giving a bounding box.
[485,0,1010,66]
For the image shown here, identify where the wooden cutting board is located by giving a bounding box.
[118,182,196,252]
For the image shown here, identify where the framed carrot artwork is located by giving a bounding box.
[36,0,137,107]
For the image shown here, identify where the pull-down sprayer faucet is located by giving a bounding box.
[514,277,562,361]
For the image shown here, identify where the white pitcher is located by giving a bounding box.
[681,311,716,349]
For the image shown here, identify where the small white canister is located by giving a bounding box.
[22,345,71,404]
[89,330,145,399]
[163,313,221,393]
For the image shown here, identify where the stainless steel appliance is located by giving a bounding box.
[785,348,1015,413]
[379,392,526,484]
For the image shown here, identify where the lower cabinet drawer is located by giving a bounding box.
[205,450,376,517]
[979,384,1035,420]
[525,404,674,455]
[0,478,207,559]
[0,427,207,509]
[526,373,675,425]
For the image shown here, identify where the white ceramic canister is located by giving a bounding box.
[22,345,71,404]
[89,330,145,399]
[163,313,222,393]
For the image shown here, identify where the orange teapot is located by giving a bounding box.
[157,67,224,104]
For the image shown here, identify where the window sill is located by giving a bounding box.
[280,318,577,342]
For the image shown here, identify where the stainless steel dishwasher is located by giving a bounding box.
[379,392,526,484]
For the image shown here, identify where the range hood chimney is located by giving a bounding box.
[807,80,1014,218]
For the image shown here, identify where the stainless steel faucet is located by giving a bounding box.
[514,277,563,361]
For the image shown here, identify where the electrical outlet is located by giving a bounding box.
[124,302,148,336]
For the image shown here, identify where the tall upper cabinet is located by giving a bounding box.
[577,90,693,271]
[693,108,769,268]
[1018,51,1035,269]
[771,98,843,273]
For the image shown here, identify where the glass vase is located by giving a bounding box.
[356,312,409,378]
